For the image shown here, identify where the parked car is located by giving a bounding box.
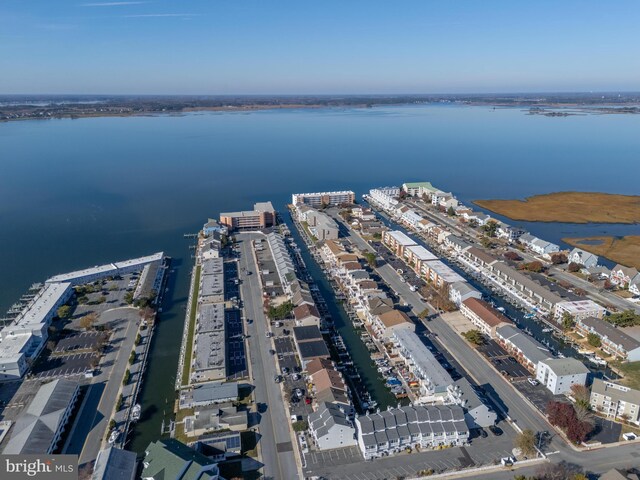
[489,425,503,436]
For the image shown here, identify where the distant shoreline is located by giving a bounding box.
[2,95,640,124]
[475,191,640,225]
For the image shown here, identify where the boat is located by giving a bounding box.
[131,404,141,422]
[542,328,553,333]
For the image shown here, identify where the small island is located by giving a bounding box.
[475,191,640,224]
[563,235,640,270]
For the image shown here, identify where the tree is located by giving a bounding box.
[535,462,585,480]
[139,307,155,323]
[522,261,544,273]
[570,384,590,406]
[550,253,568,264]
[124,291,134,304]
[122,369,131,385]
[546,401,593,444]
[468,219,479,229]
[447,206,456,217]
[462,329,485,346]
[567,262,581,273]
[607,310,640,327]
[57,305,72,319]
[364,252,377,268]
[504,251,522,261]
[267,301,294,320]
[587,332,601,348]
[79,312,98,330]
[481,220,499,237]
[514,429,537,457]
[561,312,575,331]
[292,420,308,432]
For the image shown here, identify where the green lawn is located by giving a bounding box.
[181,265,201,386]
[612,360,640,390]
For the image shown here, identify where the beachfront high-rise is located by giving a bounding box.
[291,191,355,207]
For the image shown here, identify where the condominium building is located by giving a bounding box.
[401,182,441,198]
[554,300,606,323]
[535,357,589,395]
[292,191,355,207]
[219,201,275,231]
[355,405,468,459]
[496,325,550,373]
[368,187,400,210]
[590,379,640,425]
[448,281,482,308]
[460,298,513,338]
[309,402,357,450]
[576,316,640,361]
[382,230,416,257]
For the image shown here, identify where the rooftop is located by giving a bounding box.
[462,298,513,328]
[46,252,163,283]
[297,340,330,360]
[394,329,452,392]
[496,325,550,364]
[579,316,640,352]
[377,310,412,329]
[540,357,589,376]
[293,325,323,342]
[386,230,417,247]
[591,378,640,405]
[406,244,438,262]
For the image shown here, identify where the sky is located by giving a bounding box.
[1,0,639,95]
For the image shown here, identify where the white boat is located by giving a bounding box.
[497,307,506,313]
[542,328,553,333]
[131,404,141,422]
[108,429,120,444]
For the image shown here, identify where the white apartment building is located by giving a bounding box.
[535,357,589,395]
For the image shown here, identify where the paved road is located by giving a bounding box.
[238,233,300,480]
[65,307,140,464]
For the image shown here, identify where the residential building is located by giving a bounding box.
[576,316,640,361]
[292,191,355,207]
[368,187,400,211]
[202,219,228,237]
[382,230,416,257]
[373,310,414,340]
[355,405,469,459]
[421,260,465,288]
[444,235,472,254]
[304,209,339,241]
[519,234,560,256]
[495,325,550,373]
[141,439,222,480]
[535,358,589,395]
[293,303,321,327]
[179,381,239,409]
[3,379,80,454]
[447,378,497,428]
[610,265,639,288]
[554,300,606,323]
[219,201,275,231]
[93,447,138,480]
[460,298,513,338]
[183,403,248,437]
[448,281,482,307]
[496,224,526,242]
[393,329,453,401]
[585,265,611,280]
[568,248,599,268]
[402,182,441,198]
[590,379,640,425]
[463,247,498,270]
[266,232,296,294]
[491,263,563,314]
[308,402,357,450]
[404,244,438,273]
[293,325,330,366]
[630,276,640,297]
[401,209,424,229]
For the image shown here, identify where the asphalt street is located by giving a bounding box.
[238,232,300,480]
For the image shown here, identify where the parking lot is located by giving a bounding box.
[54,331,107,354]
[478,340,531,379]
[304,432,516,480]
[33,352,98,379]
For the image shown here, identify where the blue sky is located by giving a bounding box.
[1,0,639,94]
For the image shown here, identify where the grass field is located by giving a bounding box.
[475,191,640,224]
[612,361,640,390]
[562,235,640,270]
[181,265,201,386]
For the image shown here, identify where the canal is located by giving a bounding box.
[285,217,400,411]
[370,206,617,380]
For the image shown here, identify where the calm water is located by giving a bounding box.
[1,105,639,451]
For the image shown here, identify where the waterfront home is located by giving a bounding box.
[309,402,357,451]
[447,377,497,428]
[496,223,526,242]
[373,309,414,340]
[293,325,330,367]
[460,298,513,338]
[305,209,340,241]
[630,276,640,296]
[141,439,222,480]
[463,246,499,270]
[490,263,563,314]
[355,404,469,460]
[306,357,336,375]
[266,232,296,294]
[436,194,459,210]
[495,325,550,373]
[382,230,417,257]
[291,280,315,307]
[179,381,239,409]
[309,367,348,396]
[202,218,228,237]
[460,211,491,226]
[93,446,137,480]
[365,296,394,325]
[417,218,436,233]
[536,357,589,395]
[590,379,640,426]
[584,265,611,280]
[576,316,640,361]
[402,181,441,198]
[569,248,599,268]
[554,300,606,323]
[293,303,321,327]
[443,235,472,254]
[315,387,352,413]
[610,264,639,288]
[393,329,453,401]
[449,281,482,307]
[519,233,560,257]
[183,403,248,437]
[401,209,424,229]
[320,239,346,263]
[368,187,400,211]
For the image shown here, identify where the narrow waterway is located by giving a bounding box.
[371,207,618,380]
[285,217,400,410]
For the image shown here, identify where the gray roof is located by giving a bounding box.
[580,317,640,353]
[92,447,137,480]
[519,233,536,244]
[591,378,640,406]
[447,235,472,250]
[309,402,353,438]
[198,303,225,333]
[465,247,498,265]
[4,379,79,454]
[192,381,239,404]
[492,263,563,305]
[540,357,589,376]
[450,281,479,297]
[451,378,486,411]
[496,325,550,365]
